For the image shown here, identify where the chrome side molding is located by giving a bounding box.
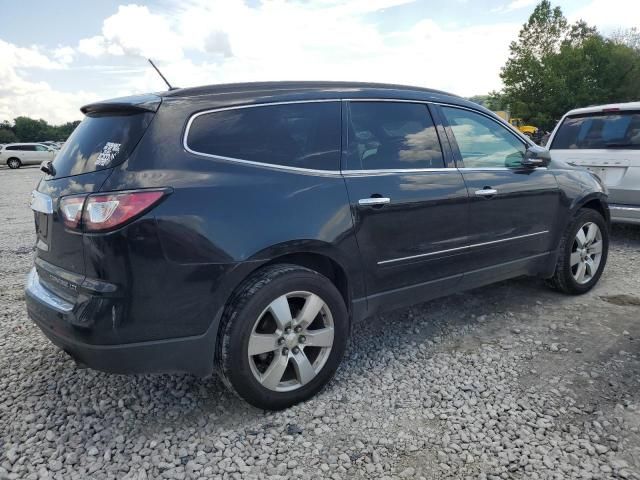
[378,230,549,265]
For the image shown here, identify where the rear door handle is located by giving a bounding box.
[358,197,391,206]
[474,188,498,197]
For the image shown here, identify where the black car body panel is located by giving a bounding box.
[25,81,608,378]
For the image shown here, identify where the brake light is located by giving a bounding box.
[58,190,167,232]
[83,191,166,232]
[60,195,86,229]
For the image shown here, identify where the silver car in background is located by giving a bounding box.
[547,102,640,225]
[0,143,56,169]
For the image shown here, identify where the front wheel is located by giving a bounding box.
[216,264,349,410]
[546,208,609,294]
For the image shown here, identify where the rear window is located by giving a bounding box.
[186,102,341,171]
[551,111,640,150]
[52,112,154,177]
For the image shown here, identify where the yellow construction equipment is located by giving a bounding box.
[494,111,538,138]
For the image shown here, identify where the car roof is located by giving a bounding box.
[82,80,494,117]
[2,142,50,148]
[564,101,640,116]
[161,80,458,99]
[4,142,45,146]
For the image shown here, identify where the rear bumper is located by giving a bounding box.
[25,268,218,377]
[609,204,640,225]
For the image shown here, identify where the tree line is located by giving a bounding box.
[485,1,640,131]
[0,117,80,144]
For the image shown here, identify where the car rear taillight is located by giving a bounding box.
[59,189,168,232]
[60,195,86,229]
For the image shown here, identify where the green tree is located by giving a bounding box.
[13,117,50,142]
[0,128,17,143]
[610,27,640,51]
[497,1,640,130]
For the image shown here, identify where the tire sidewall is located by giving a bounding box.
[221,267,349,410]
[561,209,609,293]
[7,158,21,169]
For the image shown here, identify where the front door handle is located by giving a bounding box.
[358,197,391,206]
[474,188,498,197]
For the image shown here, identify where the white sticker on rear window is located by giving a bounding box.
[96,142,121,167]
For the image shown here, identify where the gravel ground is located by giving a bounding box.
[1,166,639,480]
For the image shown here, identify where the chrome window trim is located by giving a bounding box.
[183,97,539,176]
[378,230,549,265]
[457,167,548,171]
[343,167,459,177]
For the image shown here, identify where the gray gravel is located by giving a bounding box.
[1,165,639,480]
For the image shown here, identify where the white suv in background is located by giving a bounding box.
[548,102,640,225]
[0,143,56,169]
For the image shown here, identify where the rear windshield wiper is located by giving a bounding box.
[605,142,633,148]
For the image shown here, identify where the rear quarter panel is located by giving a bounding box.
[98,97,363,338]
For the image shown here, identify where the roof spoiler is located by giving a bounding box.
[81,93,162,115]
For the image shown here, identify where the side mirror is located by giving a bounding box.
[521,145,551,167]
[40,160,56,176]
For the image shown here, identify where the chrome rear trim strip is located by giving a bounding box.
[378,230,549,265]
[25,268,73,313]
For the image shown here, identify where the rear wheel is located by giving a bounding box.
[546,208,608,294]
[7,158,21,169]
[216,264,349,410]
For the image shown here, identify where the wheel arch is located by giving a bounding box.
[261,251,351,308]
[571,192,610,225]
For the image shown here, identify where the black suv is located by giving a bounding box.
[26,82,609,409]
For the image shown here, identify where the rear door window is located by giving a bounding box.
[346,102,444,170]
[186,101,341,171]
[551,111,640,150]
[52,112,154,178]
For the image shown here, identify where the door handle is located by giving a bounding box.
[358,197,391,206]
[474,188,498,197]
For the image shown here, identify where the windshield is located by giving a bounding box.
[52,112,154,178]
[551,111,640,150]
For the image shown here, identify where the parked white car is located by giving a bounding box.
[0,143,56,169]
[548,102,640,225]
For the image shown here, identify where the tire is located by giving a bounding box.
[7,158,21,169]
[216,264,349,410]
[546,208,609,294]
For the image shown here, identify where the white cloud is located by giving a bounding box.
[492,0,536,13]
[53,46,75,65]
[0,39,94,124]
[74,0,518,98]
[571,0,640,30]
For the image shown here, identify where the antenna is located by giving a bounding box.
[148,59,177,91]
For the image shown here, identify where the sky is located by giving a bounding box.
[1,0,638,124]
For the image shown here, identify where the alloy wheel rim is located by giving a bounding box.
[8,160,18,168]
[570,222,603,285]
[247,291,334,392]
